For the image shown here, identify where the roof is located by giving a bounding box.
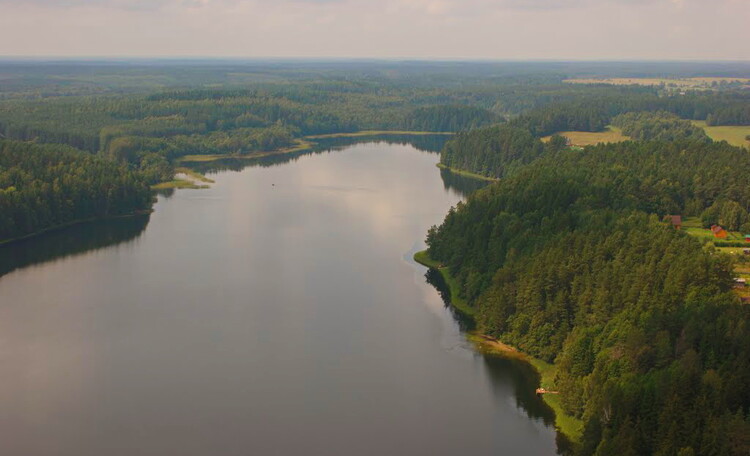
[711,225,726,234]
[670,215,682,225]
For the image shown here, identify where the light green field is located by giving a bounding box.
[151,179,209,190]
[541,126,629,146]
[692,121,750,149]
[175,167,215,184]
[565,77,750,90]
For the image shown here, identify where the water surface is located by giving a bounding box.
[0,141,560,455]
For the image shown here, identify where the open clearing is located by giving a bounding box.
[692,121,750,149]
[564,77,750,90]
[541,126,629,146]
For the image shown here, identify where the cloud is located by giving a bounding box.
[0,0,747,59]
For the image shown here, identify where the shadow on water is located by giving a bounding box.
[424,267,475,331]
[439,167,491,196]
[188,134,491,199]
[424,267,573,455]
[187,134,452,176]
[0,214,150,279]
[483,356,575,455]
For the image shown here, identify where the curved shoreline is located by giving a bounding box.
[413,249,583,443]
[175,131,455,165]
[435,163,498,182]
[0,210,153,247]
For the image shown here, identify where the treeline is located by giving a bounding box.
[425,140,750,455]
[506,91,750,138]
[440,125,565,178]
[403,105,497,131]
[440,91,750,178]
[0,140,152,243]
[611,111,710,143]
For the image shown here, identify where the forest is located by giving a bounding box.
[0,140,152,243]
[1,60,750,454]
[611,111,710,143]
[426,139,750,455]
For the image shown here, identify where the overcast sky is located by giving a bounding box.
[0,0,747,60]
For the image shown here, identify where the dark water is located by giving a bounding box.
[0,141,560,455]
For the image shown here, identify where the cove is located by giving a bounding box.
[0,140,562,455]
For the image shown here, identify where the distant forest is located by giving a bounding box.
[1,60,750,455]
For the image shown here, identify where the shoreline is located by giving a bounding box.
[436,163,498,182]
[174,130,454,166]
[413,249,583,443]
[176,138,315,164]
[305,130,455,140]
[0,210,153,247]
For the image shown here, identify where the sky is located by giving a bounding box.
[0,0,748,60]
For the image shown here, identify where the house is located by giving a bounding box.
[734,278,747,288]
[669,215,682,230]
[711,225,728,239]
[744,234,750,243]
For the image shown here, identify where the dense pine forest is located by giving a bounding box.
[0,140,151,243]
[427,138,750,453]
[2,60,750,454]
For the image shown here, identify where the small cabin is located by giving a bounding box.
[669,215,682,230]
[711,225,728,239]
[734,278,747,288]
[744,234,750,243]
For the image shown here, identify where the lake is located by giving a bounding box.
[0,140,561,455]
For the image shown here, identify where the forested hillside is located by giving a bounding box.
[0,140,152,243]
[611,111,710,143]
[440,125,563,178]
[425,140,750,455]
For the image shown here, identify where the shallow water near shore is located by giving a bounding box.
[0,141,561,455]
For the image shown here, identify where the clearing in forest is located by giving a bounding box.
[564,77,750,90]
[692,121,750,149]
[541,126,629,147]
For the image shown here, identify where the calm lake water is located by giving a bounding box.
[0,140,561,455]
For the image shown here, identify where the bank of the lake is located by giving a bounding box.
[0,142,560,456]
[0,209,154,247]
[435,163,498,182]
[173,130,453,167]
[414,249,584,443]
[305,130,455,140]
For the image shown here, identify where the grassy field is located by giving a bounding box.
[151,179,209,190]
[175,167,215,184]
[541,126,629,146]
[692,121,750,149]
[682,216,745,241]
[413,249,583,442]
[565,77,750,90]
[681,217,750,302]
